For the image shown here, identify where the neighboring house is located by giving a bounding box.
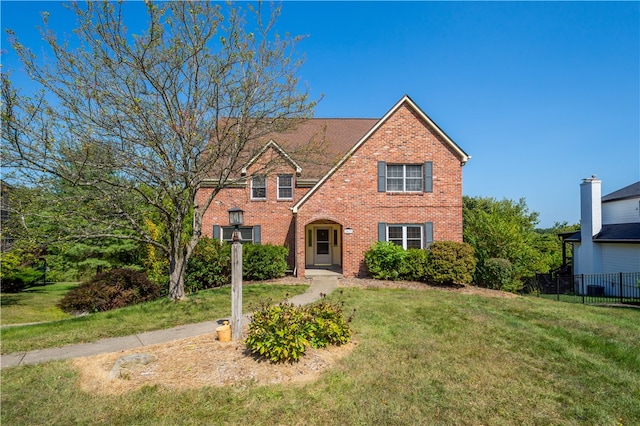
[198,95,470,277]
[566,177,640,277]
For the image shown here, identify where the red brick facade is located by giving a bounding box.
[199,96,469,278]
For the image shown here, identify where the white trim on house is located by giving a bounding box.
[291,95,470,213]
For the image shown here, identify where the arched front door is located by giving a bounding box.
[305,221,341,268]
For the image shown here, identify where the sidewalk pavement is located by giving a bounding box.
[1,272,339,369]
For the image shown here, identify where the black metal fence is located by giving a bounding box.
[533,272,640,305]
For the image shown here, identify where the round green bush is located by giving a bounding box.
[425,241,477,285]
[481,257,514,290]
[364,241,408,280]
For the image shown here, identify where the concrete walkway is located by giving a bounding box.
[1,272,340,369]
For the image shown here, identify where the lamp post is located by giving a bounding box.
[228,207,244,341]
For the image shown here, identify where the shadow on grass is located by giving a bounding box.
[0,295,23,307]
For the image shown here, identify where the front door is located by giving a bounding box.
[314,228,331,265]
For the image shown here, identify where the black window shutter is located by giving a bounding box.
[213,225,221,240]
[253,225,261,244]
[378,161,386,192]
[424,161,433,193]
[378,222,387,242]
[424,222,433,248]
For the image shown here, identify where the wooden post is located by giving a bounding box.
[231,229,243,341]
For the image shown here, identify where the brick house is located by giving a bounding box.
[198,95,470,277]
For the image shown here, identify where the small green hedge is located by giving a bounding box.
[364,242,408,280]
[243,244,288,281]
[185,239,289,293]
[364,240,476,285]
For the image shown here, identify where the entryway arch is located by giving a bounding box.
[304,219,342,272]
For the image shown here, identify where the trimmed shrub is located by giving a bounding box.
[425,241,477,285]
[481,258,514,290]
[185,237,231,293]
[400,248,428,281]
[244,297,353,363]
[244,300,309,363]
[243,244,288,281]
[57,268,162,313]
[364,241,408,280]
[305,300,353,348]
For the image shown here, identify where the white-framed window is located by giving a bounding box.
[387,225,423,249]
[277,174,293,199]
[386,164,423,192]
[378,161,432,193]
[251,175,266,200]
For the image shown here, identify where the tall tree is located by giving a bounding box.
[463,196,556,286]
[2,1,316,300]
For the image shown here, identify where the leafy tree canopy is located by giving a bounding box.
[463,196,571,286]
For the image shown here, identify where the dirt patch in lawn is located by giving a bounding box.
[73,335,357,395]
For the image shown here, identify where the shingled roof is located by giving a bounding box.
[263,118,379,180]
[602,181,640,202]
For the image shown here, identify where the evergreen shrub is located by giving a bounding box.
[481,258,514,290]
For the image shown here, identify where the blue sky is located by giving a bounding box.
[2,1,639,228]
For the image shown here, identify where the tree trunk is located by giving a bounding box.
[168,251,187,301]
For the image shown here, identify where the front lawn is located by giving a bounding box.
[2,286,638,425]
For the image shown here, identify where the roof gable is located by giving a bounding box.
[292,95,470,213]
[241,140,302,176]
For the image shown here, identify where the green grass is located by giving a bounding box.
[0,282,80,325]
[2,287,639,425]
[1,283,308,354]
